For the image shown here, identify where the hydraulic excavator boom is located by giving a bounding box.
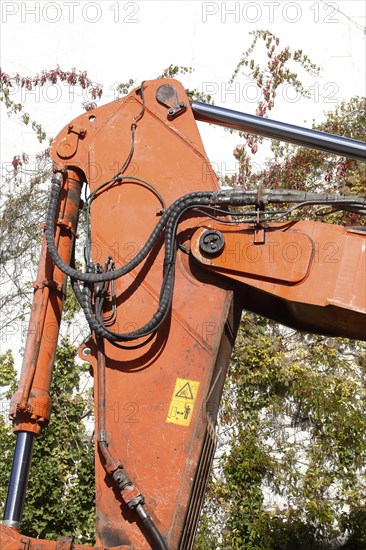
[1,79,365,550]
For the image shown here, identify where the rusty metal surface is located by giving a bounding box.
[49,79,236,548]
[55,536,74,550]
[8,78,363,549]
[0,525,132,549]
[194,224,314,283]
[10,171,82,434]
[191,220,366,340]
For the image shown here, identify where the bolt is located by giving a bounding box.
[199,230,225,256]
[168,108,175,115]
[82,347,91,356]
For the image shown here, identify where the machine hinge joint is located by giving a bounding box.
[33,279,64,292]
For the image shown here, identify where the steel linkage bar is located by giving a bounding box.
[191,101,366,162]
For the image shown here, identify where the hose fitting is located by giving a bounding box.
[112,466,145,510]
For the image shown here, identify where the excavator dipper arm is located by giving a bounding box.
[1,79,365,550]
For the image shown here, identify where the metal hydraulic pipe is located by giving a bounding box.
[191,101,366,162]
[3,170,83,533]
[2,432,35,530]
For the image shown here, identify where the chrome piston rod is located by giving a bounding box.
[2,432,35,530]
[191,101,366,162]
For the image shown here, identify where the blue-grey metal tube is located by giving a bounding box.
[191,101,366,162]
[2,431,35,530]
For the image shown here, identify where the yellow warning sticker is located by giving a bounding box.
[166,378,200,427]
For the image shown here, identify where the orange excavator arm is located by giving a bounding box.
[1,79,365,550]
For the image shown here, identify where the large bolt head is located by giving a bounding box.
[199,230,225,256]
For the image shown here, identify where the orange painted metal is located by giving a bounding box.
[192,221,366,340]
[193,225,314,283]
[51,79,237,549]
[0,525,130,550]
[9,170,82,434]
[3,78,365,550]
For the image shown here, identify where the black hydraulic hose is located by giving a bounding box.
[136,504,168,550]
[71,202,177,342]
[71,184,366,344]
[52,172,366,343]
[76,267,174,342]
[46,175,366,285]
[72,265,175,342]
[47,175,188,283]
[72,200,181,342]
[47,173,169,282]
[45,174,262,284]
[72,191,235,342]
[262,189,366,206]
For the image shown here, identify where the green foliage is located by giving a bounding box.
[2,37,365,550]
[0,71,46,142]
[231,30,319,112]
[62,281,82,322]
[0,351,17,390]
[0,420,15,516]
[224,31,321,184]
[267,97,366,202]
[197,38,366,546]
[0,352,17,511]
[157,64,194,80]
[199,315,366,549]
[195,509,222,550]
[0,163,51,331]
[0,340,95,543]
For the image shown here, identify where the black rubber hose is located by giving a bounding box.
[71,199,177,341]
[136,504,168,550]
[78,266,174,342]
[71,195,223,342]
[74,228,176,340]
[45,174,253,283]
[46,173,170,282]
[55,172,366,343]
[76,187,243,342]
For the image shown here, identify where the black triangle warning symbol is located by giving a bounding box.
[175,382,194,399]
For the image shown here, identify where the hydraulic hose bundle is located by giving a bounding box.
[39,165,366,550]
[46,173,257,344]
[46,173,366,345]
[4,78,366,550]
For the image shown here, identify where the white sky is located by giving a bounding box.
[1,0,365,170]
[0,5,365,530]
[0,0,365,356]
